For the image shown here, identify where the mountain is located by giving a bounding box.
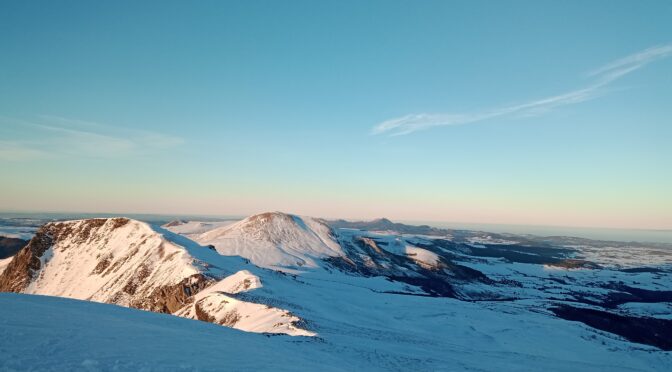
[0,217,314,336]
[0,236,27,259]
[327,217,451,236]
[2,212,671,370]
[194,212,343,271]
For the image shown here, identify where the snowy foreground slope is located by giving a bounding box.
[0,293,334,372]
[2,286,670,371]
[1,212,671,371]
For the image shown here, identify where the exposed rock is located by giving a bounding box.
[0,227,54,292]
[138,274,214,314]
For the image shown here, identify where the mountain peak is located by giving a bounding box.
[372,217,394,225]
[196,212,343,271]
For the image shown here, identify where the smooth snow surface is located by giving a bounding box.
[162,220,237,237]
[3,279,671,372]
[194,212,343,271]
[0,294,333,372]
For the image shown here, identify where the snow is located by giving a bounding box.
[368,237,441,268]
[208,269,262,294]
[405,246,440,267]
[565,244,672,268]
[618,302,672,320]
[467,236,520,245]
[12,218,316,337]
[0,293,337,372]
[0,257,12,275]
[23,219,203,305]
[172,268,314,336]
[3,278,670,371]
[195,212,344,271]
[162,220,237,237]
[176,290,316,336]
[3,214,672,370]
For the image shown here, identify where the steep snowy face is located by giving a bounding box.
[0,218,211,311]
[0,218,316,336]
[175,269,315,336]
[196,212,343,271]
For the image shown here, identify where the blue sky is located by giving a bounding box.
[1,1,671,229]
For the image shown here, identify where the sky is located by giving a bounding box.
[0,0,671,229]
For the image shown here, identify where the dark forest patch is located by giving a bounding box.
[551,305,672,350]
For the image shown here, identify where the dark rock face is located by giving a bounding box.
[0,237,28,259]
[164,220,189,227]
[0,217,215,317]
[193,298,241,326]
[0,230,53,292]
[135,274,214,314]
[551,305,672,351]
[326,235,491,299]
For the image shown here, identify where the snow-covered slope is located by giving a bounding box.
[163,219,237,238]
[3,281,671,371]
[0,257,11,275]
[9,218,206,308]
[174,269,315,336]
[194,212,343,271]
[0,293,336,371]
[2,215,672,370]
[0,218,314,336]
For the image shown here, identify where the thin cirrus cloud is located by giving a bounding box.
[0,115,183,160]
[372,44,672,136]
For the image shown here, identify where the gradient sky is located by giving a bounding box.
[1,1,671,229]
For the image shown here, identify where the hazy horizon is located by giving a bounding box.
[2,210,672,245]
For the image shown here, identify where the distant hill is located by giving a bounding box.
[0,236,28,259]
[327,217,451,236]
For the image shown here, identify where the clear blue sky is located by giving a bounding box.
[1,0,670,229]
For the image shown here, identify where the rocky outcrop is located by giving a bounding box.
[0,228,53,292]
[327,234,492,298]
[0,218,132,293]
[137,274,214,313]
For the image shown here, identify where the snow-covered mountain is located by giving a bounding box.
[0,217,314,336]
[193,212,343,271]
[171,212,490,299]
[2,213,672,370]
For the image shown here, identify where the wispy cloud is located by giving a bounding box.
[0,116,183,160]
[0,141,47,161]
[372,44,672,136]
